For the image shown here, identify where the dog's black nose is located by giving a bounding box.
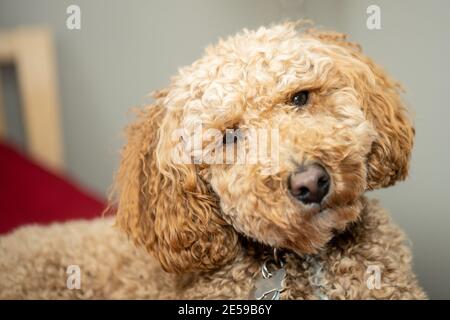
[289,164,330,204]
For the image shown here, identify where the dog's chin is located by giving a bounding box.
[298,203,324,218]
[279,200,363,255]
[224,195,363,256]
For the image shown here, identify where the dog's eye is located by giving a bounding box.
[291,90,309,107]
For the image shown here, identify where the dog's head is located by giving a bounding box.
[113,23,414,273]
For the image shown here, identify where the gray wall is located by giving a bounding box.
[1,0,448,298]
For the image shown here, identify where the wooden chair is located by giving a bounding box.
[0,26,64,171]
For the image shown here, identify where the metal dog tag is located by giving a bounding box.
[250,263,286,300]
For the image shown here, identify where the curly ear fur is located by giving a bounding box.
[113,98,239,273]
[362,72,415,189]
[308,29,415,189]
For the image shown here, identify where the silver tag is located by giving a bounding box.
[250,266,286,300]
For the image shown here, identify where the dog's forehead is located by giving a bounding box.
[173,26,334,88]
[211,32,330,77]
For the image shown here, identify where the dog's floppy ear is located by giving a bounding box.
[113,94,239,273]
[361,71,415,189]
[308,28,414,189]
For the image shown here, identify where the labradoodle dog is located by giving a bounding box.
[0,22,426,299]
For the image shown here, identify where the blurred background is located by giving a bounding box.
[0,0,448,299]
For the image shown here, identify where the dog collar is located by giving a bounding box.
[249,248,329,300]
[249,248,286,300]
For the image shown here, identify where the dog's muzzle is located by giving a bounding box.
[288,164,330,205]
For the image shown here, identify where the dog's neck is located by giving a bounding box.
[173,197,372,299]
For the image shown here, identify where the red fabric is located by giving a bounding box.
[0,142,106,234]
